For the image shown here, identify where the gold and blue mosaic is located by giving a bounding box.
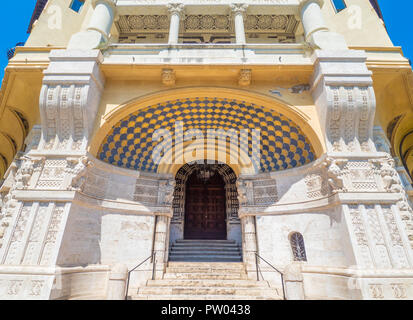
[98,98,315,173]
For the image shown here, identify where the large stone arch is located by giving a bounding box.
[90,87,323,175]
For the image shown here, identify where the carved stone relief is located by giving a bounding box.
[304,172,328,199]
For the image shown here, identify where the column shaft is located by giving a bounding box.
[167,4,184,45]
[168,13,181,44]
[300,0,328,40]
[234,13,246,45]
[88,0,116,37]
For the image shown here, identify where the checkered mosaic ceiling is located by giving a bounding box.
[98,98,315,173]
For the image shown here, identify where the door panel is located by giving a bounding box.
[184,172,227,240]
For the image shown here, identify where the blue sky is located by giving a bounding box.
[0,0,411,82]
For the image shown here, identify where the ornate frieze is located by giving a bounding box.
[117,15,170,33]
[245,14,298,33]
[184,15,231,31]
[134,177,159,205]
[252,179,278,205]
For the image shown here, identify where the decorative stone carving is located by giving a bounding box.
[380,158,403,193]
[68,157,91,192]
[158,179,176,206]
[245,15,297,33]
[40,204,65,266]
[7,280,23,296]
[30,280,45,296]
[252,178,278,205]
[134,176,159,205]
[305,172,328,199]
[236,179,253,205]
[162,68,176,86]
[391,283,407,299]
[369,284,384,299]
[39,51,104,152]
[117,15,169,33]
[167,3,185,17]
[324,158,347,193]
[311,52,376,153]
[348,205,374,268]
[238,69,252,87]
[14,158,34,190]
[0,192,19,248]
[230,3,248,16]
[184,15,230,31]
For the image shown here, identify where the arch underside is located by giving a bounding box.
[97,96,317,175]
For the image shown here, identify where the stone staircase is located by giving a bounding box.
[169,240,242,262]
[132,240,283,300]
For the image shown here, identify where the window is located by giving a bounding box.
[290,232,307,262]
[331,0,347,13]
[70,0,85,13]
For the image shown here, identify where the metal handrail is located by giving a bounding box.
[255,253,286,300]
[124,252,156,300]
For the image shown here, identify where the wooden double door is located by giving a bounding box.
[184,171,227,240]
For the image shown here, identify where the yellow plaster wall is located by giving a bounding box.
[322,0,393,47]
[25,0,94,47]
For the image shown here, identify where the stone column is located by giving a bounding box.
[167,3,184,45]
[241,215,258,279]
[68,0,117,50]
[106,264,128,300]
[299,0,347,50]
[153,214,170,279]
[230,4,248,45]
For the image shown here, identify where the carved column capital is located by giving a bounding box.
[230,3,248,17]
[167,3,185,18]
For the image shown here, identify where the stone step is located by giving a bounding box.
[132,294,281,300]
[163,272,247,280]
[170,250,241,256]
[176,240,236,244]
[169,256,242,262]
[167,262,245,270]
[172,242,240,248]
[147,279,269,288]
[170,246,240,251]
[137,286,281,297]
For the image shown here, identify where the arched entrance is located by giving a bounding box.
[184,166,227,240]
[171,162,240,244]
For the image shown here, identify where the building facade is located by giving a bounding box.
[0,0,413,299]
